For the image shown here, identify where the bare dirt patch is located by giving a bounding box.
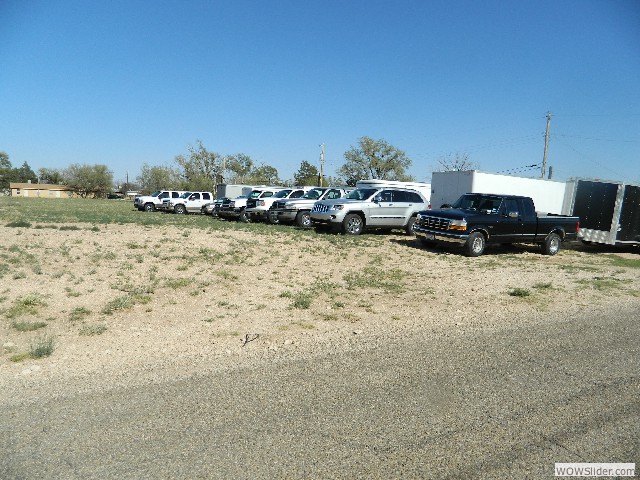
[1,223,639,398]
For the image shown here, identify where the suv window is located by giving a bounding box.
[326,189,342,200]
[261,191,275,198]
[289,190,306,198]
[346,188,377,200]
[158,192,169,199]
[274,190,293,198]
[203,193,211,201]
[190,193,201,200]
[304,188,325,199]
[378,190,394,202]
[172,192,180,198]
[401,191,423,203]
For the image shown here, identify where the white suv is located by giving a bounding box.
[167,191,214,214]
[310,187,428,235]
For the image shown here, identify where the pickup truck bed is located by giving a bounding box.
[413,193,580,256]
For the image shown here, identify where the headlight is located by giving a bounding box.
[333,205,345,211]
[416,213,422,221]
[448,219,467,231]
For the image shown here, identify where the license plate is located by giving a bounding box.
[423,233,435,241]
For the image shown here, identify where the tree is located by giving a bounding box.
[246,164,280,185]
[436,152,478,172]
[136,163,183,194]
[337,136,414,186]
[293,160,319,186]
[0,151,11,190]
[174,140,222,191]
[224,153,254,184]
[63,164,114,198]
[38,168,64,185]
[15,162,37,184]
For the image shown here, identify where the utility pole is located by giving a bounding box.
[319,143,325,187]
[541,111,552,178]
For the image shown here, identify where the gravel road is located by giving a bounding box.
[1,301,638,479]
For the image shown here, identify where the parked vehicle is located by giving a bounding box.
[356,179,431,208]
[244,188,309,224]
[201,197,230,217]
[218,188,283,222]
[413,193,580,257]
[310,187,428,235]
[134,190,186,212]
[272,187,354,227]
[430,170,566,214]
[167,191,214,214]
[564,178,640,247]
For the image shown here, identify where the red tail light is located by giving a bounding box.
[576,221,580,233]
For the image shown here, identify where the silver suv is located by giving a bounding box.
[310,187,428,235]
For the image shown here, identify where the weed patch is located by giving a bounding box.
[29,335,56,358]
[11,320,47,332]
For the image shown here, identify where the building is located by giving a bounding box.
[10,182,73,198]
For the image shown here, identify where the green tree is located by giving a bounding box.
[174,140,222,190]
[38,168,64,185]
[337,136,413,186]
[224,153,254,184]
[0,151,12,190]
[246,164,280,185]
[15,162,37,183]
[63,164,114,198]
[293,160,319,186]
[136,163,183,194]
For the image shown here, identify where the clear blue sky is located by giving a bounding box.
[1,0,639,185]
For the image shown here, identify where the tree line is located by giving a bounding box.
[2,137,475,197]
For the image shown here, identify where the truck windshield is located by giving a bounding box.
[273,190,292,198]
[453,194,503,213]
[345,188,378,200]
[248,191,263,199]
[302,188,326,199]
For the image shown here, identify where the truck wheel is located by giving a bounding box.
[295,211,312,228]
[174,204,186,214]
[144,203,155,212]
[464,232,486,257]
[543,233,561,256]
[266,212,279,225]
[343,214,364,235]
[239,210,251,223]
[405,216,417,235]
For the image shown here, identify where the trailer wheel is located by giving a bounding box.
[464,232,486,257]
[543,233,561,256]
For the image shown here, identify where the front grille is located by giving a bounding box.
[312,204,329,213]
[418,216,451,231]
[246,199,257,208]
[272,201,286,210]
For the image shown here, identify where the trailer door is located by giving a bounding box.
[616,185,640,244]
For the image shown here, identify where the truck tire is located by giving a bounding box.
[295,211,312,228]
[343,214,364,235]
[266,212,279,225]
[405,216,417,235]
[239,210,251,223]
[464,232,486,257]
[144,203,155,212]
[174,204,186,215]
[543,232,561,256]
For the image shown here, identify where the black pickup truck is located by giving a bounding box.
[413,193,580,257]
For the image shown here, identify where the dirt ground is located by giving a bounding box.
[1,222,639,398]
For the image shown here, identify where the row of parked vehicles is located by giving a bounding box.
[133,180,580,257]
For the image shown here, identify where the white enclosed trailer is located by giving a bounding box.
[430,170,567,214]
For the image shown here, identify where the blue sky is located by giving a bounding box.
[1,0,639,185]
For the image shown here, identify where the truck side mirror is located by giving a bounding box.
[373,195,382,203]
